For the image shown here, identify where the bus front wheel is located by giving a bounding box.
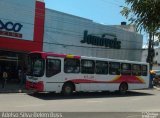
[119,83,128,95]
[62,83,74,96]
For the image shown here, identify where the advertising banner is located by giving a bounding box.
[0,0,35,41]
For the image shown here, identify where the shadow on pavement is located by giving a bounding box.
[27,90,154,100]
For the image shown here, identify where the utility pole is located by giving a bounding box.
[147,33,154,70]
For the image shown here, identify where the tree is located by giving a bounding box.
[121,0,160,69]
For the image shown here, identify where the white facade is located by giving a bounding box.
[43,9,143,61]
[141,49,148,62]
[142,48,160,70]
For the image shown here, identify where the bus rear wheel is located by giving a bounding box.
[62,83,74,96]
[119,83,128,95]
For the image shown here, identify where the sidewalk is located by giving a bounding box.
[0,83,27,93]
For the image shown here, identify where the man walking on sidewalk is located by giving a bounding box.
[2,69,8,89]
[18,68,26,92]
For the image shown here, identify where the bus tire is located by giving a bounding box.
[119,83,128,95]
[62,83,74,96]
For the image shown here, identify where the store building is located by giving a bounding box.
[142,48,160,70]
[0,0,143,84]
[43,10,142,60]
[0,0,45,83]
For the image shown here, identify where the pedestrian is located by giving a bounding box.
[0,66,2,87]
[149,70,155,88]
[19,68,26,90]
[2,70,8,89]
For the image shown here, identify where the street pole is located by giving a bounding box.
[147,32,153,70]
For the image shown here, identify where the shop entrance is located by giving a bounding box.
[0,50,27,91]
[0,59,17,83]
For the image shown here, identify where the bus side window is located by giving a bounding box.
[96,61,108,75]
[121,63,131,75]
[141,65,148,76]
[46,59,61,77]
[81,59,95,74]
[132,64,141,76]
[64,58,80,73]
[109,62,120,75]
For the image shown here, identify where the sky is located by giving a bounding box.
[45,0,126,25]
[44,0,147,46]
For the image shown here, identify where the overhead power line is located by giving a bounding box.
[99,0,123,7]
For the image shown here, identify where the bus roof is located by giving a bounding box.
[29,51,81,59]
[81,56,148,64]
[30,51,148,65]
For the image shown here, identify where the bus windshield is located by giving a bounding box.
[27,53,44,77]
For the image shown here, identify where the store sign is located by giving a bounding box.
[0,20,23,38]
[81,30,121,49]
[0,20,23,32]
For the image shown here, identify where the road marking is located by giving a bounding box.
[15,104,45,108]
[86,100,103,103]
[145,108,160,112]
[131,98,142,101]
[127,115,141,118]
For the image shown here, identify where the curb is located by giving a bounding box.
[0,89,32,93]
[153,86,160,90]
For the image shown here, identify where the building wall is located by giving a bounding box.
[141,49,148,62]
[0,0,143,61]
[142,48,160,70]
[0,0,45,52]
[0,0,45,82]
[43,9,143,61]
[0,0,35,40]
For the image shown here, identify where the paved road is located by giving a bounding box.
[0,89,160,114]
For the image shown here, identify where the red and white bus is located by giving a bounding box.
[26,51,149,95]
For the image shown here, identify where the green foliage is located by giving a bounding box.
[121,0,160,34]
